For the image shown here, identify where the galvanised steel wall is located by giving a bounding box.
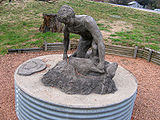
[15,84,137,120]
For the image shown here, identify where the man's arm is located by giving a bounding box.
[84,16,105,69]
[63,26,70,60]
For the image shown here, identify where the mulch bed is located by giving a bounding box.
[0,51,160,120]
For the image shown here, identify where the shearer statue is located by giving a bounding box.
[57,5,106,72]
[41,5,118,94]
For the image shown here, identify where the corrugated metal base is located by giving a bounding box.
[15,84,137,120]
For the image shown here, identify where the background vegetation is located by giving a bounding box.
[105,0,160,9]
[0,0,160,54]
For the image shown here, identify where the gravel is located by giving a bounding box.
[0,51,160,120]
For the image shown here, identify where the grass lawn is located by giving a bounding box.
[0,0,160,55]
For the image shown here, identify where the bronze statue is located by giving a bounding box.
[41,5,118,95]
[57,5,105,72]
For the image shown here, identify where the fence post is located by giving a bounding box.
[133,46,138,59]
[44,41,48,51]
[147,49,153,62]
[69,42,71,50]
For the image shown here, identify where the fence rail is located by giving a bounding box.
[8,42,160,66]
[43,42,64,51]
[105,44,135,58]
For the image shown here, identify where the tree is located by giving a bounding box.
[137,0,160,9]
[136,0,151,8]
[0,0,11,4]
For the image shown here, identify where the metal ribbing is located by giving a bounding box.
[15,84,137,120]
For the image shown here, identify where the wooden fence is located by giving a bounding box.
[43,42,64,51]
[8,42,160,65]
[105,45,135,58]
[104,45,160,65]
[137,48,160,65]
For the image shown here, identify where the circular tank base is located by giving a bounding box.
[15,54,137,120]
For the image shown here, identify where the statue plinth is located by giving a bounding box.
[15,54,137,120]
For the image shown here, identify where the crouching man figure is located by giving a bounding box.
[57,5,106,72]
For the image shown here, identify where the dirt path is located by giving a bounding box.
[0,51,160,120]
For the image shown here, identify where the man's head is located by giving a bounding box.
[57,5,75,24]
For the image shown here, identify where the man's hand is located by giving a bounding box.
[63,53,68,61]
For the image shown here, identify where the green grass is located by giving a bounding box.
[0,0,160,54]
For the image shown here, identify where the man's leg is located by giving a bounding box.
[91,40,98,58]
[71,37,92,58]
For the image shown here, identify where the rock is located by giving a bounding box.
[41,57,118,95]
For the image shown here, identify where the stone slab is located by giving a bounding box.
[17,59,46,76]
[14,54,137,108]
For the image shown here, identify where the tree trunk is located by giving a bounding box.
[39,13,64,33]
